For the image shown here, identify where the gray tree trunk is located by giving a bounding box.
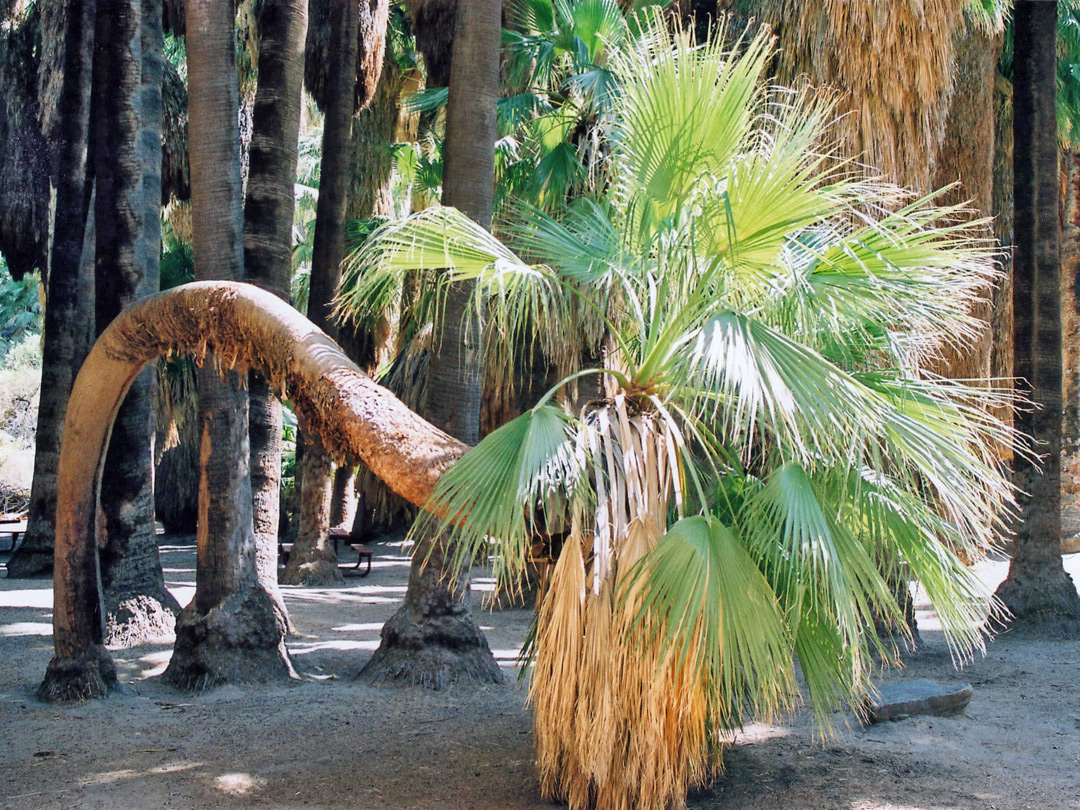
[94,0,182,648]
[244,0,309,631]
[8,0,96,579]
[282,0,363,587]
[996,0,1080,635]
[164,0,295,688]
[361,0,503,689]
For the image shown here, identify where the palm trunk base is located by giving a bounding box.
[38,644,119,702]
[280,552,344,586]
[163,586,296,690]
[104,587,182,648]
[995,572,1080,637]
[359,605,503,690]
[6,544,54,579]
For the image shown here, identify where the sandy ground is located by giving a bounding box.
[0,536,1078,810]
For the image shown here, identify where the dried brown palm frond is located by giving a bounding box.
[528,399,728,810]
[154,358,199,533]
[404,0,456,87]
[760,0,965,193]
[304,0,390,113]
[162,56,190,203]
[0,2,48,281]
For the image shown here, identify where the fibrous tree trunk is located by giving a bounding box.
[1062,151,1080,552]
[38,281,467,699]
[284,0,366,587]
[244,0,308,630]
[995,0,1080,635]
[93,0,182,648]
[163,0,295,690]
[8,0,96,579]
[361,0,503,690]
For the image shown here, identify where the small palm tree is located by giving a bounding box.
[338,15,1016,810]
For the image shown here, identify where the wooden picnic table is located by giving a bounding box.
[278,526,372,577]
[0,516,28,553]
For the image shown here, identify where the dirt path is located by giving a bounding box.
[1,538,1077,810]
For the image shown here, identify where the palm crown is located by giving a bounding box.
[337,13,1016,810]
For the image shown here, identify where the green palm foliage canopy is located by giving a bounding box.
[337,13,1017,810]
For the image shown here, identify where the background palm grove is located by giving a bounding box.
[0,1,1079,809]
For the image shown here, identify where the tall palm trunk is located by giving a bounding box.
[164,0,295,688]
[996,0,1080,634]
[244,0,308,630]
[1062,151,1080,552]
[93,0,182,648]
[7,0,96,579]
[361,0,503,689]
[283,0,388,586]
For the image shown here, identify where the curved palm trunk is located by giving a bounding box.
[996,1,1080,634]
[38,282,466,699]
[162,0,294,690]
[94,0,182,648]
[360,0,502,689]
[8,0,96,579]
[244,0,308,629]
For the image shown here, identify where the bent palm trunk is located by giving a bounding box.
[39,282,466,699]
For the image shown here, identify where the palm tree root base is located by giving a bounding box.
[104,588,182,648]
[359,607,503,690]
[995,573,1080,637]
[280,555,344,587]
[38,645,119,702]
[162,587,297,690]
[5,548,54,579]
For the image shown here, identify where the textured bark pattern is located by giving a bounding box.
[295,0,362,584]
[162,0,293,688]
[282,426,343,585]
[41,281,468,698]
[1063,153,1080,549]
[94,0,181,647]
[362,0,503,690]
[997,3,1080,635]
[244,0,308,627]
[362,533,501,689]
[9,0,96,579]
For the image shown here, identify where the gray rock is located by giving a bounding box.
[866,678,973,723]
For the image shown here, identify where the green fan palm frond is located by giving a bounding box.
[335,13,1017,810]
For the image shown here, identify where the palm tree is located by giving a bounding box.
[284,0,390,586]
[163,0,295,688]
[94,0,182,646]
[243,0,308,621]
[6,0,96,579]
[340,16,1016,808]
[358,0,504,689]
[995,0,1080,633]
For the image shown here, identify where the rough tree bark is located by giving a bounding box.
[243,0,309,630]
[995,0,1080,635]
[285,0,389,586]
[93,0,182,648]
[163,0,294,689]
[7,0,96,579]
[360,0,503,689]
[38,282,466,699]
